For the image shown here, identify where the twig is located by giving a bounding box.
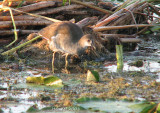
[5,8,18,48]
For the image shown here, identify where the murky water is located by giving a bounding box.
[0,34,160,113]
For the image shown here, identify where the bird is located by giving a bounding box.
[38,21,94,73]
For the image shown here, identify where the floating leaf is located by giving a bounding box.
[41,106,56,111]
[27,104,39,112]
[87,70,100,82]
[13,83,62,91]
[26,76,44,84]
[156,103,160,112]
[44,76,63,86]
[128,60,143,67]
[26,75,63,86]
[76,97,102,103]
[0,108,4,113]
[76,98,160,113]
[139,102,158,113]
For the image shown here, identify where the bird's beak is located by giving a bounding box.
[91,42,96,50]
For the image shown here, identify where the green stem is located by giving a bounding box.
[1,35,41,56]
[5,8,18,48]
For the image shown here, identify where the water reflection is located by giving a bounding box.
[104,61,160,72]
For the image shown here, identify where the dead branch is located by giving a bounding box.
[0,15,36,21]
[0,20,52,29]
[63,10,88,15]
[11,1,57,15]
[148,3,160,16]
[93,24,158,32]
[34,3,93,15]
[92,15,121,28]
[120,38,141,43]
[76,17,98,28]
[0,30,39,35]
[100,34,136,38]
[71,0,113,14]
[101,36,141,43]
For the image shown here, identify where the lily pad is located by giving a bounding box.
[76,98,160,113]
[13,83,62,91]
[87,70,100,82]
[26,104,39,112]
[26,76,44,84]
[26,75,63,86]
[44,76,63,86]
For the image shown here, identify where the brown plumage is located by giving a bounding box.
[38,21,94,73]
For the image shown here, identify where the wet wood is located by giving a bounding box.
[0,30,38,35]
[0,20,52,29]
[120,38,141,43]
[100,34,136,38]
[93,24,158,32]
[34,3,93,15]
[11,1,57,15]
[0,15,36,21]
[71,0,113,14]
[76,17,98,28]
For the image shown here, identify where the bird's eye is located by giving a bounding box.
[87,39,91,43]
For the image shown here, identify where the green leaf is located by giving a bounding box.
[44,76,63,86]
[27,105,39,112]
[26,76,44,84]
[151,26,160,32]
[157,103,160,113]
[140,102,157,113]
[0,108,4,113]
[76,97,102,103]
[26,75,63,86]
[87,70,100,82]
[41,106,56,111]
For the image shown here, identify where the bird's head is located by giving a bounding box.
[80,34,95,49]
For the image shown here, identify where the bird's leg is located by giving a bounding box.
[65,53,69,74]
[52,52,56,73]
